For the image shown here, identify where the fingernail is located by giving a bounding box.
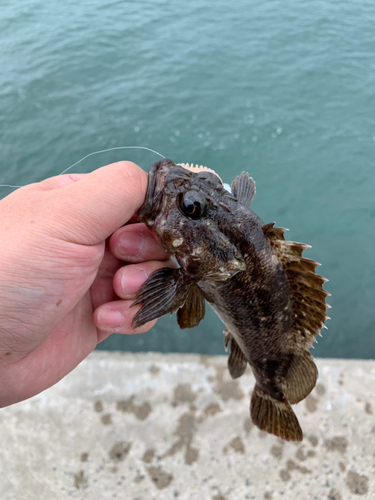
[121,269,148,295]
[117,232,144,259]
[97,309,123,329]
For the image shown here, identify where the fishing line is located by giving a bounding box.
[0,146,166,191]
[59,146,165,174]
[0,184,24,189]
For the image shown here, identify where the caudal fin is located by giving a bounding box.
[250,384,303,441]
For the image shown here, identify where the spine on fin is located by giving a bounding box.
[263,222,329,349]
[250,384,303,441]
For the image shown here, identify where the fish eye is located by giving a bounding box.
[178,191,207,220]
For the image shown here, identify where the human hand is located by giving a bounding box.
[0,161,174,406]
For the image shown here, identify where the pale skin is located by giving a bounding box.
[0,161,175,407]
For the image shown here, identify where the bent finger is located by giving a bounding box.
[113,258,177,299]
[110,223,170,263]
[94,299,156,334]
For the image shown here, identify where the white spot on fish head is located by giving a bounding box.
[191,247,203,256]
[172,238,184,248]
[155,213,168,230]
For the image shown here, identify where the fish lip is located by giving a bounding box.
[138,158,175,224]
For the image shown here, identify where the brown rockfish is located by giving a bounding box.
[131,158,330,441]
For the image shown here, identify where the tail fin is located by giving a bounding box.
[250,384,303,441]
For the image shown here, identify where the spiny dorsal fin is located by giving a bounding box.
[263,222,329,399]
[224,328,248,379]
[179,163,222,181]
[231,172,256,206]
[177,285,205,329]
[262,222,287,241]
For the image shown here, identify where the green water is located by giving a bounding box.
[1,0,375,358]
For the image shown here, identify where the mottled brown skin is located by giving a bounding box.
[199,225,294,405]
[133,158,326,440]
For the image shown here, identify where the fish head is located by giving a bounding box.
[138,158,246,280]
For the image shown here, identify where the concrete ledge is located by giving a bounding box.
[1,352,374,500]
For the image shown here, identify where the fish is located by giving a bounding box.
[131,158,330,441]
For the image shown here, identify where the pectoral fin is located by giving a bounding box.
[231,172,256,206]
[177,286,206,329]
[131,268,192,329]
[224,329,248,379]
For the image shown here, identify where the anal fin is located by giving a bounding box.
[228,341,248,379]
[224,329,248,379]
[251,384,303,442]
[131,268,192,329]
[177,285,206,329]
[283,350,318,404]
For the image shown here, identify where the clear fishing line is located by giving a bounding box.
[59,146,165,175]
[0,145,166,191]
[0,184,23,189]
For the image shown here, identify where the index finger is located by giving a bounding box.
[109,223,171,263]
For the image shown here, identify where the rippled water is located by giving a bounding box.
[1,0,375,358]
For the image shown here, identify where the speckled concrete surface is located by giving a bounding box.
[1,352,374,500]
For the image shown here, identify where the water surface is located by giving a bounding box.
[1,0,375,358]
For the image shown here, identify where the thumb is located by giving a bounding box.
[47,161,148,245]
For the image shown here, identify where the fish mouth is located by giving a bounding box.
[138,158,176,225]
